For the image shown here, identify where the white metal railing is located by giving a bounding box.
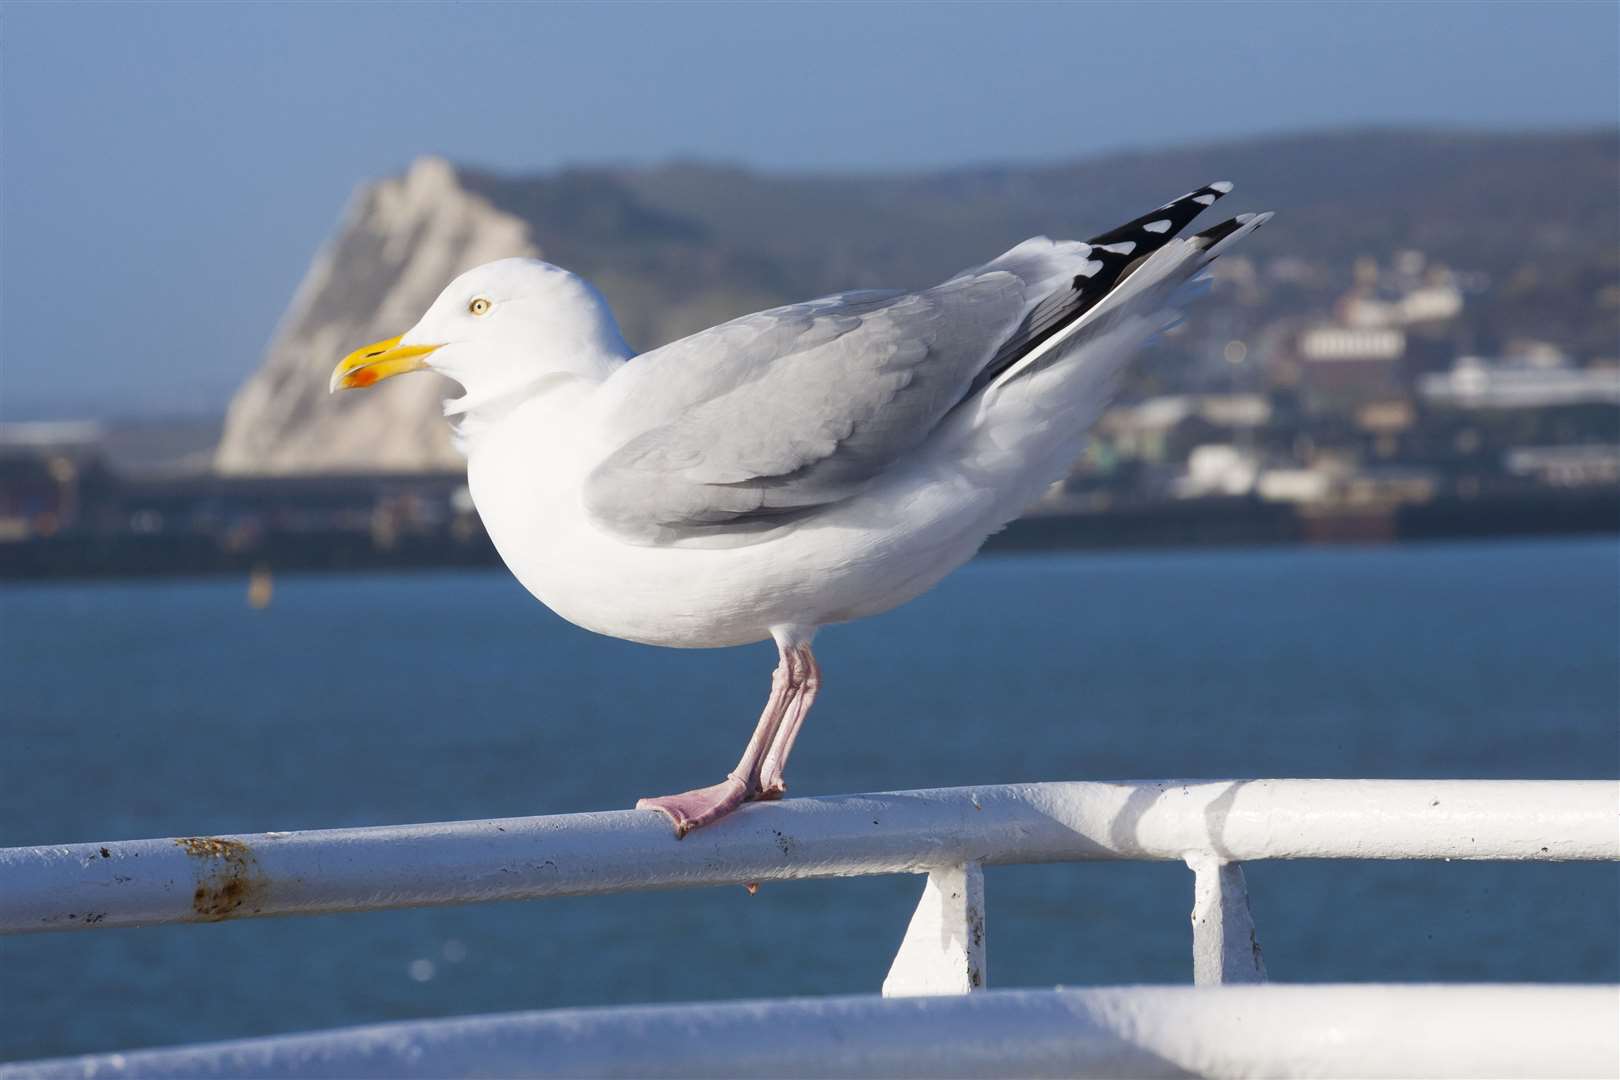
[2,778,1617,1078]
[5,985,1618,1079]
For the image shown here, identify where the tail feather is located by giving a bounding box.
[968,182,1248,398]
[951,191,1270,542]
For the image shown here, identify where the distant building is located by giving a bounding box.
[1421,354,1620,409]
[1341,467,1441,506]
[1336,250,1464,328]
[0,422,118,539]
[1098,394,1273,464]
[1299,326,1406,362]
[1395,285,1464,326]
[1250,462,1439,507]
[1505,446,1620,488]
[1173,445,1261,499]
[1296,326,1407,412]
[0,451,119,540]
[1256,467,1336,504]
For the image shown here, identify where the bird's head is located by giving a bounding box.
[330,257,629,401]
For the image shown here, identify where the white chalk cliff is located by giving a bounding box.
[214,157,536,473]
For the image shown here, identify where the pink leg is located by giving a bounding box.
[756,644,820,800]
[636,644,794,838]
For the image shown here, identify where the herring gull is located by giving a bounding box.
[330,182,1271,836]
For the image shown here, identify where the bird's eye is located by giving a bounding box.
[468,297,492,316]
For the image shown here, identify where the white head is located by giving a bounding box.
[330,258,630,410]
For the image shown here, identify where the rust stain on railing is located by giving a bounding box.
[175,837,266,921]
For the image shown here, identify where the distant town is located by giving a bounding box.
[3,239,1615,581]
[1052,246,1618,528]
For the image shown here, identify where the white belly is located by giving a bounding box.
[459,358,1105,651]
[465,399,1009,649]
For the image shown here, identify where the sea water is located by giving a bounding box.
[2,538,1616,1060]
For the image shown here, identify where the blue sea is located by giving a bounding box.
[2,538,1617,1062]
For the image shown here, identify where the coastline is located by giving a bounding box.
[3,490,1614,582]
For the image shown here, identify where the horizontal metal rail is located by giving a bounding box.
[4,985,1616,1079]
[4,779,1615,935]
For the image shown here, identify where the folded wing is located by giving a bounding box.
[585,183,1244,546]
[583,277,1037,545]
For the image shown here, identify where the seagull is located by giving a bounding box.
[331,183,1270,837]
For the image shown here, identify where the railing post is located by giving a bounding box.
[882,862,985,996]
[1186,853,1267,985]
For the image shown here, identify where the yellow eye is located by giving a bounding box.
[468,297,492,316]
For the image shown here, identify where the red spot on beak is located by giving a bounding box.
[348,368,379,388]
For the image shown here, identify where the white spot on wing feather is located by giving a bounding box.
[1143,220,1172,233]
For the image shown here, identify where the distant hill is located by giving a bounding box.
[216,129,1618,474]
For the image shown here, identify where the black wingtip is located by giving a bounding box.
[1192,216,1246,249]
[1191,210,1274,251]
[1085,181,1234,249]
[1068,182,1238,294]
[967,184,1253,399]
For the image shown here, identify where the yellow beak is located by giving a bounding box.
[329,335,442,393]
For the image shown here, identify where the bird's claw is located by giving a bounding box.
[636,776,749,839]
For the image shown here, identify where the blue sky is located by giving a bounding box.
[2,1,1616,419]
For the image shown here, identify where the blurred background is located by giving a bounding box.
[2,0,1616,1063]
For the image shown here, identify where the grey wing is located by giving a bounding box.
[583,275,1040,546]
[583,181,1251,548]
